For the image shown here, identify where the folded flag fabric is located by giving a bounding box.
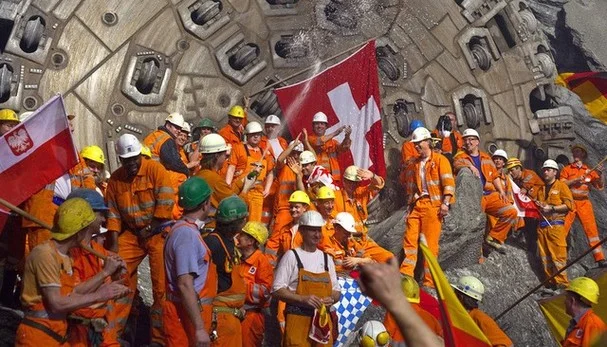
[309,305,332,344]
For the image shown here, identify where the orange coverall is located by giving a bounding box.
[272,165,299,235]
[163,220,218,347]
[219,124,244,147]
[15,241,80,347]
[68,242,119,347]
[560,163,605,262]
[562,309,607,347]
[384,303,443,343]
[265,222,303,268]
[229,143,275,222]
[401,152,455,287]
[196,168,245,229]
[335,177,385,233]
[469,308,513,347]
[308,134,346,183]
[536,179,574,286]
[399,141,420,184]
[318,233,393,274]
[260,136,288,226]
[453,151,518,244]
[105,158,175,345]
[240,249,273,347]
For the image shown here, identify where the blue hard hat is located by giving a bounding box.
[410,119,424,132]
[67,189,108,211]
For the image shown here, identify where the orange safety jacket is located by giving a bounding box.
[273,165,299,215]
[143,129,187,192]
[264,222,303,267]
[514,168,544,199]
[469,308,513,347]
[318,234,393,273]
[560,163,604,200]
[195,168,244,215]
[229,143,275,184]
[453,151,499,193]
[401,141,419,167]
[70,156,98,189]
[403,152,456,206]
[308,134,345,182]
[219,124,244,147]
[562,309,607,347]
[105,159,175,233]
[385,303,443,343]
[335,178,385,233]
[239,249,273,310]
[536,180,574,223]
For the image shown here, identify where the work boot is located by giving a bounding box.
[485,236,506,254]
[597,259,607,268]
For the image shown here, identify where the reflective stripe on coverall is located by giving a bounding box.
[308,134,344,183]
[206,233,246,347]
[401,152,455,287]
[15,241,79,347]
[562,309,607,347]
[239,249,273,347]
[469,308,513,347]
[273,166,298,235]
[283,250,334,347]
[265,223,303,268]
[536,180,574,286]
[163,220,218,347]
[260,136,288,226]
[561,163,605,262]
[384,303,443,345]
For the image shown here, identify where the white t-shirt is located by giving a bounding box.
[272,247,340,293]
[268,138,284,160]
[419,157,429,196]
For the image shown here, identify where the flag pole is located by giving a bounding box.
[0,197,107,261]
[248,38,377,98]
[495,234,607,321]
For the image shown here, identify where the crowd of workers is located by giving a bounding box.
[0,103,606,347]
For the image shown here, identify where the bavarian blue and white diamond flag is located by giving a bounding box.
[332,276,372,347]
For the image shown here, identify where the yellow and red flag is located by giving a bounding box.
[420,243,492,347]
[555,72,607,123]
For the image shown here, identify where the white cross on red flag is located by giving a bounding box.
[274,40,386,177]
[0,95,78,230]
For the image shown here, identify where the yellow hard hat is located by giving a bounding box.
[241,221,269,245]
[400,275,421,304]
[316,186,335,200]
[505,157,522,170]
[0,109,19,123]
[343,165,361,182]
[289,190,311,205]
[81,145,105,165]
[140,146,152,158]
[228,105,245,119]
[51,198,96,241]
[567,277,599,305]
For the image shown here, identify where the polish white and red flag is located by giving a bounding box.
[274,40,386,177]
[0,95,78,230]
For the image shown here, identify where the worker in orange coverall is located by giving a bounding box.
[307,111,351,183]
[104,134,175,345]
[259,115,288,226]
[453,129,517,254]
[15,198,129,347]
[163,177,216,347]
[401,127,455,287]
[398,119,424,185]
[452,275,513,347]
[319,212,393,275]
[384,275,443,345]
[562,277,607,347]
[560,144,607,268]
[66,189,126,347]
[336,165,385,234]
[236,221,273,347]
[536,159,574,290]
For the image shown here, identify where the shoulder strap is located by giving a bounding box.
[323,252,328,272]
[205,233,232,262]
[291,249,304,269]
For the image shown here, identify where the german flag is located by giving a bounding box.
[556,72,607,123]
[420,243,492,347]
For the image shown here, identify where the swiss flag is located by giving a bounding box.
[274,41,386,177]
[0,95,78,231]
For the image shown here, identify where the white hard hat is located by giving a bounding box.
[289,140,304,152]
[410,127,432,143]
[462,128,480,139]
[542,159,559,170]
[343,165,361,182]
[299,150,317,165]
[265,115,281,125]
[492,149,508,160]
[359,320,390,347]
[166,112,185,128]
[299,210,325,228]
[312,112,328,123]
[116,134,142,158]
[199,133,230,154]
[452,275,485,301]
[334,212,356,233]
[245,121,263,134]
[181,122,191,133]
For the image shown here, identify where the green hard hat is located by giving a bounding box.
[216,195,248,223]
[178,177,212,210]
[197,118,217,131]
